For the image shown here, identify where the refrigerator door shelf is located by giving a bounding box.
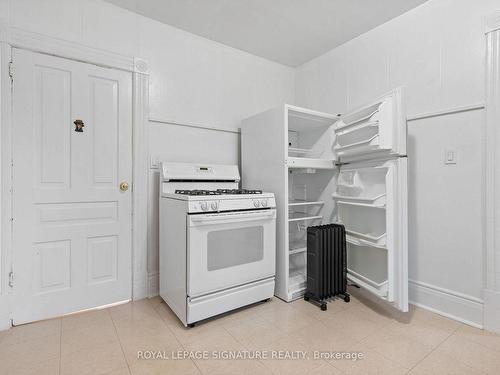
[346,234,388,249]
[337,200,386,209]
[334,88,406,162]
[347,240,391,298]
[335,165,388,203]
[336,107,380,131]
[347,269,389,298]
[336,125,380,149]
[336,119,379,139]
[334,134,380,156]
[346,229,387,246]
[338,201,387,243]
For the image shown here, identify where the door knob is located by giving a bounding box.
[120,182,129,192]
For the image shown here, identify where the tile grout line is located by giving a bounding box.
[403,322,463,374]
[151,300,188,350]
[453,326,500,354]
[220,311,329,375]
[151,300,204,375]
[220,320,283,375]
[187,355,205,375]
[353,321,426,373]
[425,325,492,375]
[350,339,412,375]
[328,360,350,374]
[109,309,133,375]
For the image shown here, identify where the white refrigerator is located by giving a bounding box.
[241,88,408,312]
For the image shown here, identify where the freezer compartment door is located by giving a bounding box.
[336,158,408,312]
[334,88,406,162]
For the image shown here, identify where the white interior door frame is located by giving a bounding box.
[0,41,12,331]
[484,13,500,334]
[0,27,150,329]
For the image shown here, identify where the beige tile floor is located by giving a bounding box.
[0,294,499,375]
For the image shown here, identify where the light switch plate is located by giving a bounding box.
[150,156,160,169]
[444,150,457,165]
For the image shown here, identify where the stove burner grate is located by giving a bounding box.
[175,189,263,196]
[216,189,262,195]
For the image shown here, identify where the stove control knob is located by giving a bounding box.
[200,202,208,211]
[261,199,267,207]
[253,200,260,208]
[211,202,218,211]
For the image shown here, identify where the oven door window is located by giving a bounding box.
[207,226,263,271]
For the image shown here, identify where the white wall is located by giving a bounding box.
[0,0,295,298]
[295,0,496,326]
[1,0,295,129]
[295,0,491,116]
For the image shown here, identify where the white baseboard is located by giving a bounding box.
[148,272,159,298]
[484,289,500,334]
[409,279,483,328]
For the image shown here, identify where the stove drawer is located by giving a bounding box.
[187,277,275,324]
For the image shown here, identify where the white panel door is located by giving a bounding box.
[11,49,132,324]
[335,158,408,312]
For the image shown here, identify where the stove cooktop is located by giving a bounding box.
[174,189,263,196]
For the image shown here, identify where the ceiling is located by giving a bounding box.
[104,0,428,67]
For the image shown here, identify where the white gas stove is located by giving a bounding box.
[159,162,276,327]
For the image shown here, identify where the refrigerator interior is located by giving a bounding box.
[286,117,337,297]
[288,168,337,295]
[287,108,336,169]
[287,163,395,299]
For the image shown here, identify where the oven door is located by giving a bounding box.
[187,209,276,297]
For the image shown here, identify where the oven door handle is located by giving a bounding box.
[189,209,276,226]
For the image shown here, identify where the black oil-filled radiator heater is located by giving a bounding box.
[304,223,350,310]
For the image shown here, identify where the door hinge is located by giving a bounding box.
[8,61,14,79]
[8,271,14,288]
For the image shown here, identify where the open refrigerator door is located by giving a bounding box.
[335,158,408,312]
